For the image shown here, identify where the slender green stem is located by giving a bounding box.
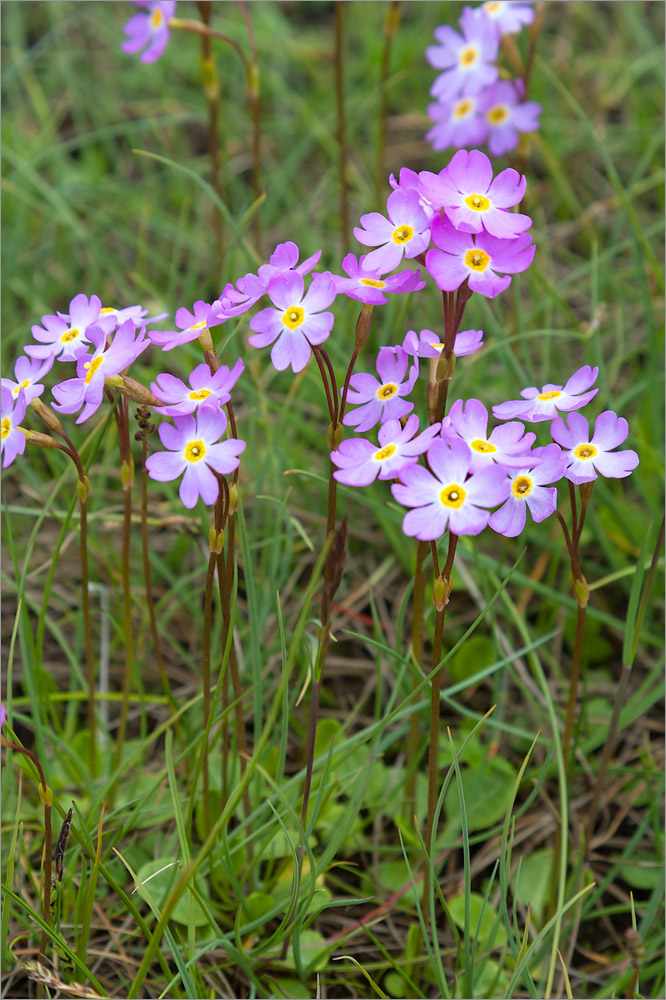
[334,1,350,250]
[201,552,216,837]
[561,602,586,777]
[113,398,134,776]
[376,1,401,207]
[405,538,428,814]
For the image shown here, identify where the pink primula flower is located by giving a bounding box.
[402,328,484,359]
[27,293,107,362]
[550,410,639,485]
[332,253,425,305]
[146,407,245,509]
[122,1,176,64]
[151,359,244,416]
[419,149,531,239]
[478,0,535,35]
[353,189,431,274]
[427,7,499,103]
[249,272,336,373]
[442,397,536,472]
[392,438,510,539]
[1,355,54,404]
[331,415,439,487]
[425,94,488,153]
[343,346,419,433]
[426,215,535,298]
[478,80,541,156]
[1,387,27,468]
[489,443,566,537]
[492,365,599,423]
[148,300,225,351]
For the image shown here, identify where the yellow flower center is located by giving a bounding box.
[188,389,212,401]
[282,305,304,329]
[537,390,561,401]
[459,46,478,68]
[512,475,533,498]
[464,249,490,272]
[484,1,502,13]
[150,7,164,28]
[20,379,31,390]
[377,382,398,400]
[185,440,206,462]
[487,104,509,125]
[83,356,104,384]
[392,225,414,245]
[454,98,473,119]
[191,320,207,331]
[1,417,10,439]
[61,327,80,343]
[374,444,397,461]
[471,438,496,454]
[465,193,491,212]
[428,340,445,350]
[100,307,116,315]
[574,444,597,460]
[360,278,386,288]
[440,483,466,508]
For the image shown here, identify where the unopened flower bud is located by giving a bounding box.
[30,398,62,434]
[22,429,59,450]
[209,526,224,554]
[327,422,344,450]
[38,783,52,806]
[433,574,452,611]
[198,329,214,353]
[117,376,161,406]
[436,351,456,383]
[354,303,374,348]
[569,572,589,608]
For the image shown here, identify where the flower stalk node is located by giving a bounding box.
[228,483,239,515]
[327,422,344,450]
[433,573,452,611]
[199,55,220,100]
[77,477,90,503]
[436,350,456,383]
[209,526,225,554]
[38,783,52,807]
[121,457,135,491]
[569,572,589,608]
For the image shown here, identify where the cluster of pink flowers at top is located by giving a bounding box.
[1,148,639,523]
[425,2,541,155]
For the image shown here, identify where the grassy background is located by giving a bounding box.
[1,2,664,998]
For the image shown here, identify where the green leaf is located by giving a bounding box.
[511,849,554,927]
[444,756,517,832]
[448,636,496,687]
[134,858,209,928]
[447,892,507,952]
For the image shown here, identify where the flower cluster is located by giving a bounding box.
[425,2,541,155]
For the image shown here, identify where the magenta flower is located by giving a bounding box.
[122,1,176,64]
[427,7,499,103]
[52,321,149,423]
[216,279,264,320]
[2,355,54,404]
[1,387,27,468]
[0,703,5,728]
[27,293,107,362]
[550,410,639,485]
[152,359,244,416]
[218,242,323,319]
[492,366,599,423]
[419,150,531,239]
[331,416,439,487]
[146,407,245,509]
[389,169,437,222]
[332,253,425,305]
[442,397,536,472]
[343,346,419,433]
[478,80,541,156]
[402,328,484,359]
[392,439,510,539]
[489,443,566,537]
[248,272,336,373]
[478,1,535,36]
[426,215,535,297]
[353,189,431,274]
[426,95,488,152]
[148,300,225,351]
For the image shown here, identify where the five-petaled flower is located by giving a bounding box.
[148,300,225,351]
[331,415,439,487]
[426,215,535,298]
[1,355,54,405]
[488,443,566,537]
[27,293,109,362]
[477,80,542,157]
[248,272,336,373]
[492,365,599,423]
[343,347,419,433]
[550,410,639,484]
[402,328,484,359]
[442,397,536,472]
[477,1,535,36]
[392,438,510,539]
[353,189,432,274]
[332,253,425,305]
[146,407,245,509]
[426,6,499,104]
[419,149,531,239]
[152,359,244,416]
[122,1,176,64]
